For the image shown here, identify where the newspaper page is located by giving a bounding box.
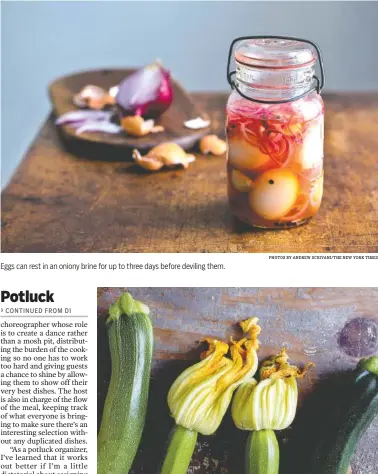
[1,1,378,474]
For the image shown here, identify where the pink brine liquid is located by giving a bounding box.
[226,91,324,228]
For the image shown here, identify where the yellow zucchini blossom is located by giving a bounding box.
[232,348,314,431]
[168,318,261,435]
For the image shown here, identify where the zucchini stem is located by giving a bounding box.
[246,430,279,474]
[161,425,198,474]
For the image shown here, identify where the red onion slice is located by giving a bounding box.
[56,110,112,125]
[75,121,122,135]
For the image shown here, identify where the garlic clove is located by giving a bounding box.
[121,116,164,136]
[151,125,165,133]
[132,149,164,171]
[121,116,151,136]
[184,117,211,130]
[148,143,190,166]
[160,153,196,169]
[200,135,227,155]
[73,85,105,105]
[133,142,195,171]
[87,97,111,110]
[147,142,186,160]
[73,85,115,110]
[144,120,164,134]
[104,94,116,106]
[108,85,119,98]
[73,96,87,108]
[182,154,196,168]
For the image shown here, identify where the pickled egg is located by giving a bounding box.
[293,122,324,170]
[281,192,309,222]
[298,99,323,122]
[227,136,271,172]
[249,169,299,220]
[310,172,324,211]
[231,169,252,192]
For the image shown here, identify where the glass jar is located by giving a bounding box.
[226,37,325,229]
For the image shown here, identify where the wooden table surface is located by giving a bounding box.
[3,93,378,253]
[97,287,378,474]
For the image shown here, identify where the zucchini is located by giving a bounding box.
[161,318,262,473]
[97,292,153,474]
[232,348,313,474]
[161,425,198,474]
[310,356,378,474]
[246,430,279,474]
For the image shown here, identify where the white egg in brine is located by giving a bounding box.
[249,169,299,220]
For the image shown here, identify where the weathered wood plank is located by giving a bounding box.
[3,93,378,253]
[97,288,378,473]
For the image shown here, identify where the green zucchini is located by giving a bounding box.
[310,356,378,474]
[97,292,153,474]
[161,425,198,474]
[246,430,279,474]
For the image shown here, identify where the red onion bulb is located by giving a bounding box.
[116,61,173,119]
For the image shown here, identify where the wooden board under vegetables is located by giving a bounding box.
[50,68,211,152]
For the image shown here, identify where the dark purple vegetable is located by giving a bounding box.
[116,61,173,118]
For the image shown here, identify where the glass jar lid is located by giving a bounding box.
[227,36,325,104]
[235,38,317,69]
